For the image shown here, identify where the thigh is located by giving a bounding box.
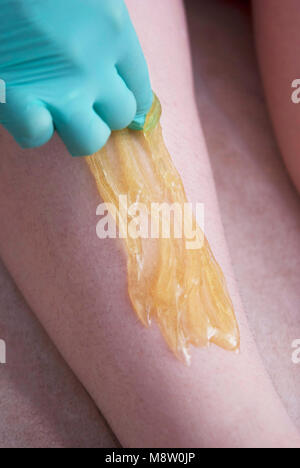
[252,0,300,193]
[0,260,118,448]
[186,0,300,430]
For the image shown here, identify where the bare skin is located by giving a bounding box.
[186,0,300,430]
[0,260,118,448]
[253,0,300,194]
[0,0,299,448]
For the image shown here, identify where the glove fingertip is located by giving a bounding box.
[16,104,54,149]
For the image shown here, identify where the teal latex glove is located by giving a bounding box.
[0,0,153,156]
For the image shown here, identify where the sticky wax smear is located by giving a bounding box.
[86,96,240,364]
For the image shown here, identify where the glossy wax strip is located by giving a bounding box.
[85,96,240,364]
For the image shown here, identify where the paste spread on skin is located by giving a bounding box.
[85,96,240,363]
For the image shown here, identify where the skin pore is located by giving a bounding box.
[0,0,299,448]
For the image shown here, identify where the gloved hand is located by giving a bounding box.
[0,0,153,156]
